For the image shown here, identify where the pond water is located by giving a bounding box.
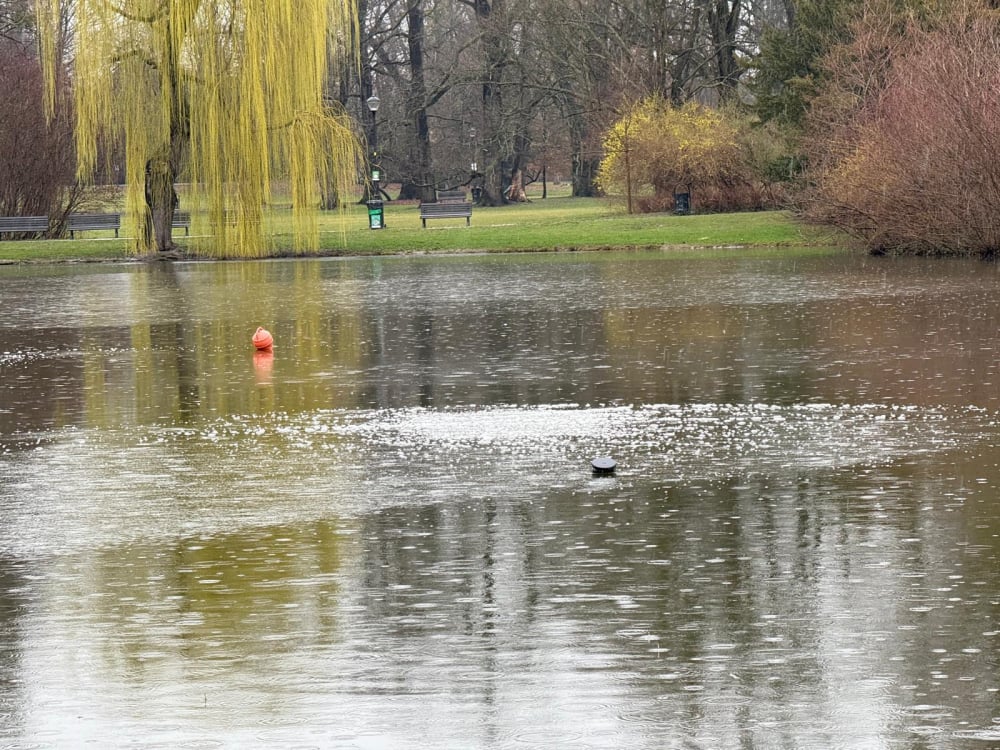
[1,249,998,749]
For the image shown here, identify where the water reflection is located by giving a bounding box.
[1,251,999,748]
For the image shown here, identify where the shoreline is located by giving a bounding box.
[0,241,852,267]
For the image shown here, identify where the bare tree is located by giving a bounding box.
[352,0,788,206]
[401,0,434,201]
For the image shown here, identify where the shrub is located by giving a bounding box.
[801,3,1000,255]
[596,98,787,213]
[0,38,76,221]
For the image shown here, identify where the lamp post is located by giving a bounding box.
[365,94,384,229]
[469,126,481,203]
[367,94,381,194]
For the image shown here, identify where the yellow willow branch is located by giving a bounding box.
[37,0,361,258]
[108,0,170,25]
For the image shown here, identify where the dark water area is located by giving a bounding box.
[0,249,998,748]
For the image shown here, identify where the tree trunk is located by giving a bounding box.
[396,181,422,200]
[143,146,179,254]
[783,0,796,29]
[142,2,195,255]
[671,3,703,105]
[320,122,341,210]
[570,113,599,197]
[320,169,340,210]
[407,0,435,204]
[708,0,743,102]
[473,0,506,206]
[505,127,530,201]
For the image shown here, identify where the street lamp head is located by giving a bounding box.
[366,95,381,113]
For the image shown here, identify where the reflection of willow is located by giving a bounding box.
[86,521,346,668]
[79,264,201,426]
[148,264,200,421]
[81,261,368,427]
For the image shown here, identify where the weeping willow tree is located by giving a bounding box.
[35,0,361,258]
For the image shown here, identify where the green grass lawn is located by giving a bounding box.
[0,196,849,264]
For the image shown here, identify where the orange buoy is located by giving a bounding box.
[252,326,273,350]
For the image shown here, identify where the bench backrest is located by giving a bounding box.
[436,190,468,203]
[68,213,120,228]
[420,202,472,214]
[0,216,49,231]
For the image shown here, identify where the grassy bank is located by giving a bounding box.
[0,197,848,264]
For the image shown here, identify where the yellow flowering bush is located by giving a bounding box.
[597,98,769,213]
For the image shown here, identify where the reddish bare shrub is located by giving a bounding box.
[802,4,1000,255]
[0,38,76,229]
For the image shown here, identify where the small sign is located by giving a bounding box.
[372,169,381,181]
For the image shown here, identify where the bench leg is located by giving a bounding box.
[421,218,427,228]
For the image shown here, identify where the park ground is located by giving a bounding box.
[0,187,850,265]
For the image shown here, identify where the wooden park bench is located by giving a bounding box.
[2,211,191,240]
[69,211,190,238]
[0,216,49,238]
[172,210,191,235]
[68,212,120,238]
[419,190,472,228]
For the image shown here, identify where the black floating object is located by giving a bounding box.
[591,456,617,475]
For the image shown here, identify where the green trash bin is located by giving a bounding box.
[367,200,384,230]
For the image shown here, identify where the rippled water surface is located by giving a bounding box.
[1,250,999,749]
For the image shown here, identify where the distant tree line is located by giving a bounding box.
[5,0,1000,255]
[347,0,795,206]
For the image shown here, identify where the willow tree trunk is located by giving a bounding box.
[143,145,180,254]
[143,3,194,255]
